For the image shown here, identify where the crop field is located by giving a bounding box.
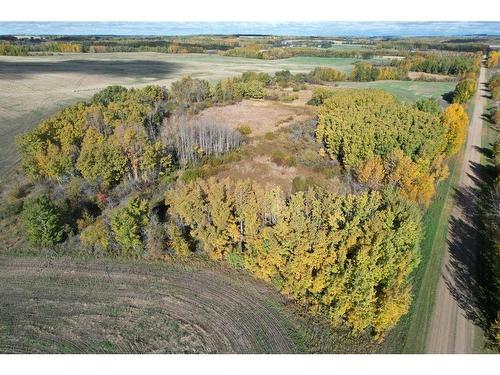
[0,255,381,354]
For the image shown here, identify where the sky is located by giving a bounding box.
[1,0,499,22]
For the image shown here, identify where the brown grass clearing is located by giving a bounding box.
[408,71,456,81]
[196,96,314,137]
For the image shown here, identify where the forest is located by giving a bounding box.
[0,55,475,343]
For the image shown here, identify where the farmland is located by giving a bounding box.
[0,255,381,354]
[0,52,456,181]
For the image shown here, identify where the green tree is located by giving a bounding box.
[111,197,149,258]
[415,97,441,116]
[21,195,64,247]
[316,89,446,168]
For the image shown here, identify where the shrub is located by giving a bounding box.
[80,217,113,255]
[0,201,23,220]
[350,62,375,81]
[181,167,205,182]
[307,87,336,105]
[291,176,318,193]
[170,76,211,104]
[264,132,276,140]
[271,150,296,167]
[415,97,442,116]
[145,216,167,260]
[237,125,252,136]
[492,108,500,126]
[21,195,64,248]
[92,85,127,106]
[280,93,299,103]
[237,80,265,99]
[310,67,346,82]
[453,78,477,104]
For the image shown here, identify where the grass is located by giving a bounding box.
[405,154,461,353]
[336,80,456,103]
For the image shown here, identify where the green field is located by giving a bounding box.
[336,80,456,104]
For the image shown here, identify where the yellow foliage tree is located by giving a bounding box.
[441,103,469,156]
[355,156,385,190]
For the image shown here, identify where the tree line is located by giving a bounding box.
[393,53,481,76]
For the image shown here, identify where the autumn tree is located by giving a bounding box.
[76,128,127,188]
[17,103,91,180]
[441,103,469,156]
[487,51,500,68]
[355,155,385,190]
[166,178,423,338]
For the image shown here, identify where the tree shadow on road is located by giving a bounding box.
[445,150,498,348]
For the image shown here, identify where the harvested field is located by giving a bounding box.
[0,255,300,353]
